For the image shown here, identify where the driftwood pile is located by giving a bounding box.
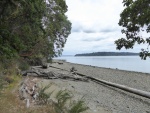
[19,77,39,108]
[19,67,88,108]
[21,67,88,82]
[18,65,150,109]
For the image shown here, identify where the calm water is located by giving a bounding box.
[54,56,150,73]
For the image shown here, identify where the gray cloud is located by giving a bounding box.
[71,22,82,32]
[82,37,106,42]
[71,22,120,33]
[71,28,81,32]
[83,28,119,33]
[83,30,96,33]
[62,0,134,55]
[100,28,116,33]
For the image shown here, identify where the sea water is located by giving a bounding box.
[54,56,150,73]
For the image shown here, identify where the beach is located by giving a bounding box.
[36,60,150,113]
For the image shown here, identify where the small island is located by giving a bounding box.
[75,52,139,56]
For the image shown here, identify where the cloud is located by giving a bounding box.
[83,27,120,33]
[82,28,115,33]
[82,38,105,42]
[82,36,106,42]
[83,30,96,33]
[63,32,120,55]
[100,29,116,33]
[62,0,142,55]
[71,22,82,32]
[71,21,120,33]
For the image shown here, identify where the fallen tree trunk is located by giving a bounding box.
[85,75,150,99]
[22,70,88,82]
[49,66,150,99]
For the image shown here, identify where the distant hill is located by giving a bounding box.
[75,52,139,56]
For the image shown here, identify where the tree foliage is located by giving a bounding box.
[0,0,71,60]
[115,0,150,59]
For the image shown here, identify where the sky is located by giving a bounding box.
[62,0,146,55]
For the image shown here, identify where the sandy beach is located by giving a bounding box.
[36,60,150,113]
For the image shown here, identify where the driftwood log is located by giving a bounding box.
[85,75,150,99]
[21,66,150,99]
[21,70,88,82]
[19,67,88,108]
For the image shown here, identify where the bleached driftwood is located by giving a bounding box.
[26,99,30,108]
[19,67,88,108]
[19,77,39,108]
[21,70,88,82]
[85,75,150,99]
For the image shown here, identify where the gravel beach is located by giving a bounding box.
[38,60,150,113]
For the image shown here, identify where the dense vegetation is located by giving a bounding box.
[75,52,138,56]
[115,0,150,60]
[0,0,71,102]
[0,0,71,62]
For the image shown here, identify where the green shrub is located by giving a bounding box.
[18,59,29,71]
[37,85,88,113]
[54,90,88,113]
[69,100,89,113]
[54,90,72,113]
[38,84,53,105]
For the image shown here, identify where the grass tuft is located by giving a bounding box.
[54,90,72,113]
[69,100,89,113]
[38,84,53,104]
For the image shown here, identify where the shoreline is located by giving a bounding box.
[51,60,150,92]
[68,62,150,76]
[38,60,150,113]
[53,59,150,75]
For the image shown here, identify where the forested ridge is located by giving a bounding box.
[75,52,138,56]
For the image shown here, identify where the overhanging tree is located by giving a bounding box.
[0,0,71,61]
[115,0,150,59]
